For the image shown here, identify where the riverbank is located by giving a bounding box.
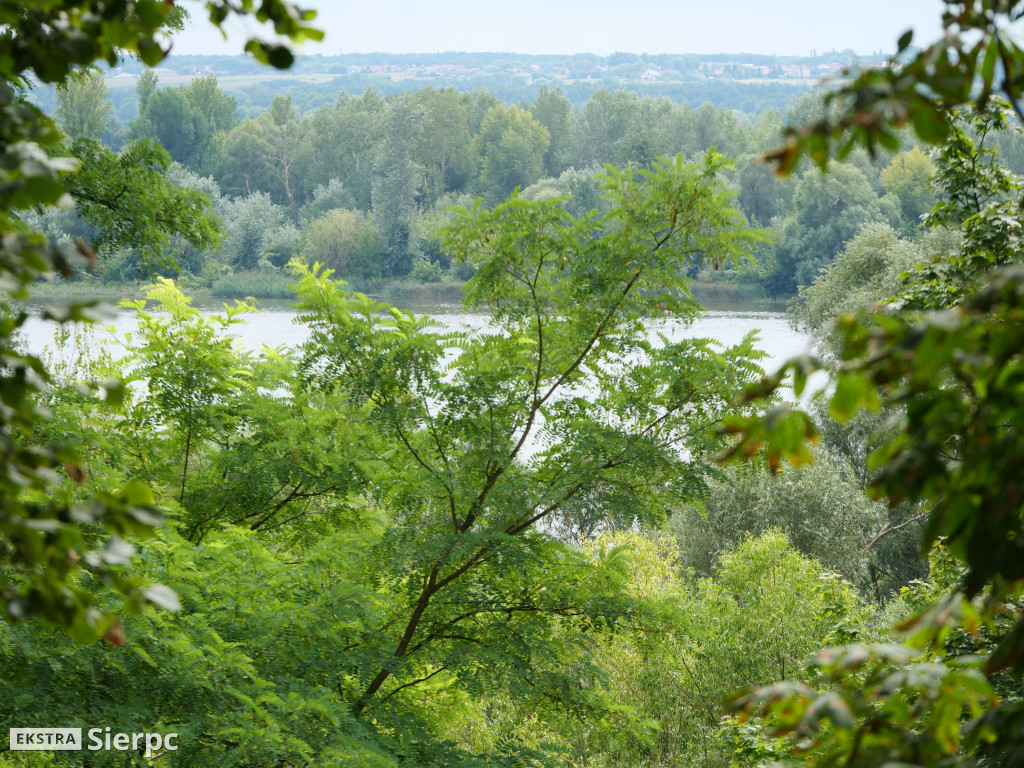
[26,272,785,311]
[27,275,467,304]
[689,275,784,310]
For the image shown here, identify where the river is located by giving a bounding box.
[19,296,816,387]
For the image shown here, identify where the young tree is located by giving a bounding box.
[292,152,768,722]
[270,95,301,226]
[789,221,923,356]
[134,69,158,115]
[131,87,197,163]
[299,177,356,223]
[131,75,237,172]
[217,116,278,197]
[569,88,637,168]
[412,87,474,205]
[473,104,550,203]
[879,145,935,230]
[526,85,572,177]
[734,152,788,227]
[221,192,286,270]
[302,207,381,277]
[293,89,384,211]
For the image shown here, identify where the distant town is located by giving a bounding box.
[106,50,885,87]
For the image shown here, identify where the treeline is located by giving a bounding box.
[32,72,812,129]
[214,76,811,119]
[40,71,1024,297]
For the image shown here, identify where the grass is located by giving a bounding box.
[28,273,301,304]
[24,273,788,312]
[381,280,466,302]
[210,272,295,299]
[689,274,786,309]
[28,280,154,302]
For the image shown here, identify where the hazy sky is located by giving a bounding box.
[174,0,943,58]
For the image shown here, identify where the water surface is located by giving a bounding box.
[20,297,814,384]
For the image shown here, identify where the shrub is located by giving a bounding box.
[408,260,446,283]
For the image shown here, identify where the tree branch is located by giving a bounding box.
[377,665,448,705]
[865,511,929,549]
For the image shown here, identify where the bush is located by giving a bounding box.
[301,208,384,281]
[196,259,230,288]
[99,248,142,284]
[670,451,888,593]
[408,260,447,283]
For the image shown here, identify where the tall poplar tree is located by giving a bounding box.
[54,69,113,141]
[371,93,423,276]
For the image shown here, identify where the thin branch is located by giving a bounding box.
[679,653,720,723]
[423,403,459,527]
[865,511,929,549]
[535,266,645,412]
[466,252,652,530]
[394,420,438,476]
[377,665,448,705]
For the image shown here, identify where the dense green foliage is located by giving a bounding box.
[0,0,318,635]
[54,70,114,143]
[65,137,222,271]
[130,73,238,173]
[720,2,1024,762]
[0,155,833,766]
[5,2,1024,767]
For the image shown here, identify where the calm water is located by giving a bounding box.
[19,297,815,385]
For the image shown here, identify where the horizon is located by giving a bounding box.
[161,48,890,60]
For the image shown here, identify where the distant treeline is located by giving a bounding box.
[223,77,813,119]
[65,77,814,125]
[30,50,856,123]
[38,68,1024,298]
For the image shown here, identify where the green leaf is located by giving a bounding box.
[122,479,155,507]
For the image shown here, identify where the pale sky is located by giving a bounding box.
[173,0,945,58]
